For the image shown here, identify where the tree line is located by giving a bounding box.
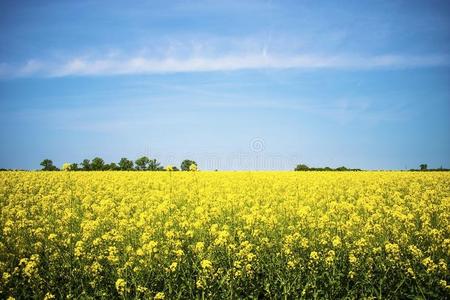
[408,164,450,172]
[294,164,361,171]
[39,157,198,171]
[294,163,449,171]
[1,160,447,172]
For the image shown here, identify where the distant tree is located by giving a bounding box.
[81,159,91,171]
[70,163,79,171]
[148,159,162,171]
[118,158,134,170]
[40,159,58,171]
[62,163,72,171]
[105,162,119,171]
[294,163,360,171]
[181,159,197,171]
[336,166,348,171]
[420,164,428,171]
[91,157,105,171]
[173,166,179,171]
[135,156,151,170]
[294,164,309,171]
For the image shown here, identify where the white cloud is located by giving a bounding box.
[195,97,408,124]
[1,52,448,78]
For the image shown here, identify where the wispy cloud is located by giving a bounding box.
[0,52,448,78]
[195,97,410,124]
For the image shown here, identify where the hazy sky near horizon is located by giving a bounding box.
[1,0,449,170]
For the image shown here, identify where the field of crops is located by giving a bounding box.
[0,171,449,299]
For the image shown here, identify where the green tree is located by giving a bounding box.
[294,164,309,171]
[148,159,162,171]
[40,159,58,171]
[70,163,79,171]
[91,157,105,171]
[420,164,428,171]
[81,159,91,171]
[181,159,197,171]
[135,156,151,170]
[336,166,348,171]
[105,162,119,171]
[118,158,134,170]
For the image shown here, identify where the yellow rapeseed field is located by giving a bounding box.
[1,171,449,299]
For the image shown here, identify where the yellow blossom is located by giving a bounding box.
[201,259,213,270]
[115,278,126,294]
[332,236,341,247]
[169,262,178,272]
[310,251,319,261]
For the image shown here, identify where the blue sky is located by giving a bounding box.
[0,0,449,170]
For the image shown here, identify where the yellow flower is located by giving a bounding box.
[245,263,253,273]
[310,251,319,261]
[74,241,84,258]
[287,260,296,269]
[115,278,126,294]
[438,259,447,272]
[43,292,55,300]
[48,233,57,241]
[2,272,11,282]
[214,230,229,246]
[107,246,119,264]
[325,250,335,266]
[300,237,309,249]
[21,254,39,278]
[174,249,184,257]
[408,245,423,258]
[90,261,102,274]
[137,285,148,293]
[385,242,400,261]
[332,236,341,247]
[422,257,436,273]
[154,292,165,299]
[195,242,205,253]
[196,279,205,289]
[169,262,178,272]
[201,259,213,270]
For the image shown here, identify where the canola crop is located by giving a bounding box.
[0,171,449,299]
